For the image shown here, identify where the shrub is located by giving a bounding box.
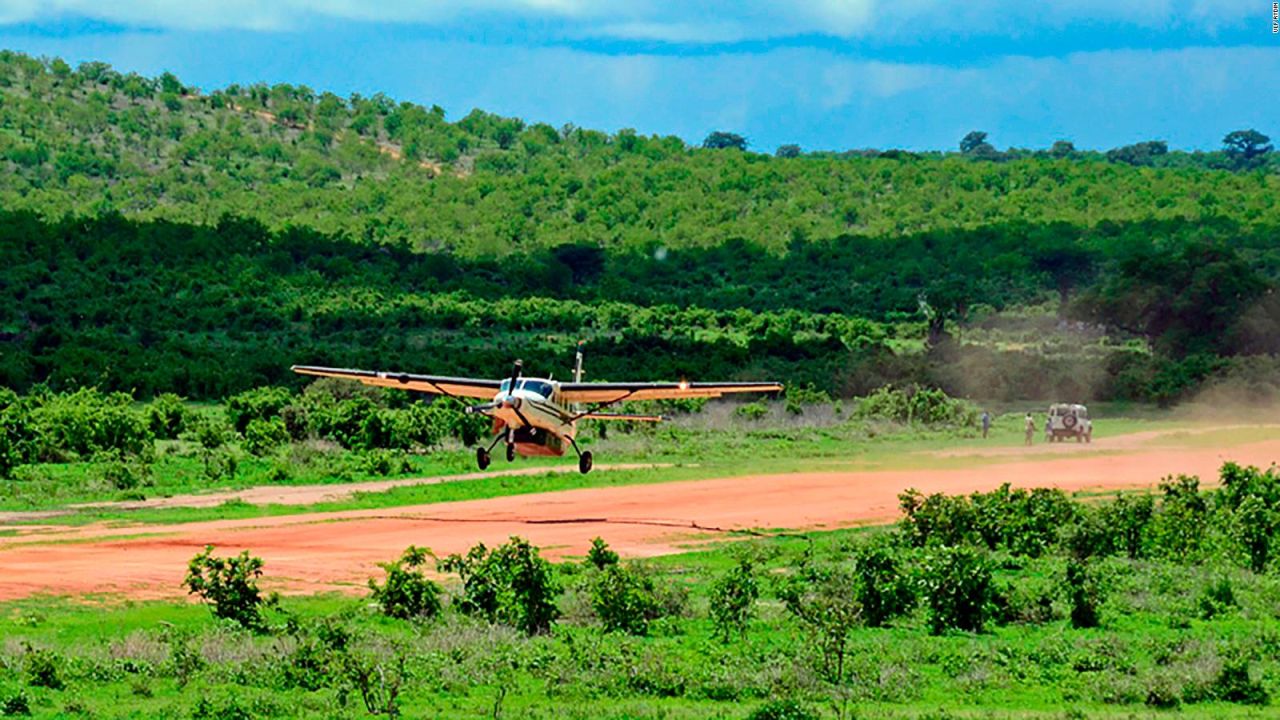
[898,489,977,547]
[225,386,293,434]
[439,536,559,635]
[1197,577,1238,619]
[1233,496,1274,573]
[0,690,30,716]
[145,392,187,439]
[29,387,153,460]
[23,646,63,690]
[734,401,769,422]
[917,545,995,634]
[1149,475,1208,560]
[591,562,670,636]
[242,417,288,457]
[856,385,976,426]
[1065,559,1103,629]
[777,564,861,682]
[585,537,619,570]
[745,699,819,720]
[971,484,1076,557]
[1212,656,1268,705]
[850,537,916,627]
[184,545,271,630]
[709,558,759,641]
[369,546,443,620]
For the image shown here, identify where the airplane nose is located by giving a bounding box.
[502,396,522,410]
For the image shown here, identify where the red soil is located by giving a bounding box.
[1,435,1275,601]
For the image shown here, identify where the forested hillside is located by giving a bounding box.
[2,51,1279,404]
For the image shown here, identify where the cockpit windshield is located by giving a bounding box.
[517,380,554,398]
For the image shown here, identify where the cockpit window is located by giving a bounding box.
[517,380,554,398]
[499,379,511,393]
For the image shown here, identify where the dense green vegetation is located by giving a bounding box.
[3,51,1280,408]
[5,465,1280,718]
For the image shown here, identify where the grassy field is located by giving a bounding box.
[0,412,1186,527]
[2,520,1278,719]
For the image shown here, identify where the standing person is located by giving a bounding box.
[1024,413,1034,446]
[981,411,991,439]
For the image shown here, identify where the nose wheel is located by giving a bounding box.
[506,443,516,462]
[476,447,491,470]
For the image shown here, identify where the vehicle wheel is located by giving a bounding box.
[1086,432,1092,444]
[506,443,516,462]
[578,450,593,474]
[476,447,491,471]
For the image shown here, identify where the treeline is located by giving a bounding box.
[1,51,1279,257]
[5,209,1280,403]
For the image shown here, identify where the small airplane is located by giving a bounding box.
[292,344,782,473]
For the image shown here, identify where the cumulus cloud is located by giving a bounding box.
[0,0,1262,40]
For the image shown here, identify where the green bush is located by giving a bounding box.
[898,489,977,547]
[585,537,619,570]
[28,387,153,461]
[590,562,675,636]
[22,646,63,690]
[439,536,560,635]
[368,546,442,620]
[850,537,916,626]
[857,385,976,426]
[242,417,288,457]
[777,564,862,682]
[709,557,759,641]
[1149,475,1208,560]
[225,386,293,434]
[0,690,31,716]
[734,401,769,422]
[183,545,271,631]
[1197,576,1237,619]
[1211,656,1268,705]
[1065,559,1103,628]
[745,699,819,720]
[145,393,187,439]
[918,545,995,634]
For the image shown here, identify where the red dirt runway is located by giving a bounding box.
[1,434,1277,601]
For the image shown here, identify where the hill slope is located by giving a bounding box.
[2,51,1280,403]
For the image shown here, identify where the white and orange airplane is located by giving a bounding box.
[293,344,782,474]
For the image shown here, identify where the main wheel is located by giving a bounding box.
[476,447,491,470]
[578,450,593,474]
[506,443,516,462]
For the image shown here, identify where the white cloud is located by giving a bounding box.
[0,0,1263,40]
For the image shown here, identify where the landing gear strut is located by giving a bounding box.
[476,433,506,471]
[568,436,593,474]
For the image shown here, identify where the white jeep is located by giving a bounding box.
[1047,403,1092,443]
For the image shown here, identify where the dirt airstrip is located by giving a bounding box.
[1,427,1278,601]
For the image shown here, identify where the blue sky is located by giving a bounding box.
[0,1,1276,152]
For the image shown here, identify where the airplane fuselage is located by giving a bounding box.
[481,377,575,457]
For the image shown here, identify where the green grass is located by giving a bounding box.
[0,412,1209,528]
[2,522,1278,719]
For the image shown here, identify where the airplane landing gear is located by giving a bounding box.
[476,447,491,470]
[578,451,593,474]
[506,443,516,462]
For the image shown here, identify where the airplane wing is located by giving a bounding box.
[291,365,501,399]
[559,381,783,405]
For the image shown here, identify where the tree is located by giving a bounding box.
[1105,140,1167,166]
[184,545,272,630]
[709,557,759,641]
[703,131,747,151]
[775,144,802,158]
[368,545,443,620]
[1049,140,1076,159]
[439,536,560,635]
[959,131,990,154]
[1030,244,1097,314]
[1222,129,1272,171]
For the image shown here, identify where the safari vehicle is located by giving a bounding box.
[1047,403,1092,443]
